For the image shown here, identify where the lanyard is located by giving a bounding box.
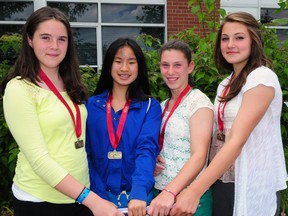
[106,92,131,150]
[217,74,234,132]
[159,85,192,151]
[38,69,82,139]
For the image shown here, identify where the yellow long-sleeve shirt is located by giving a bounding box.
[3,77,89,203]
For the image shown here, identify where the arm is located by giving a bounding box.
[148,107,213,216]
[128,98,162,216]
[169,84,275,215]
[4,80,123,216]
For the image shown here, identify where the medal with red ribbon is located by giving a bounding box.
[159,85,192,151]
[217,74,234,141]
[106,92,131,159]
[38,69,83,149]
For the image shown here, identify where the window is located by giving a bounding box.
[0,1,166,69]
[261,8,288,42]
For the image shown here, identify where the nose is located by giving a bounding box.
[227,38,235,48]
[121,61,129,71]
[50,39,59,49]
[167,65,174,75]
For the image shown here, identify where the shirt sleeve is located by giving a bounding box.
[242,66,279,93]
[129,98,162,201]
[188,90,214,119]
[3,79,68,187]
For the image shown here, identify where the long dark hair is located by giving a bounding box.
[0,6,88,103]
[214,11,273,102]
[94,38,151,101]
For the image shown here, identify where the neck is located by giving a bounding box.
[170,84,189,101]
[111,86,129,112]
[40,68,64,91]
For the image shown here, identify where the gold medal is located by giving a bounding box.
[75,139,84,149]
[217,132,225,142]
[108,150,122,159]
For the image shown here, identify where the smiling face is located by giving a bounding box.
[160,49,194,93]
[220,22,252,74]
[28,18,68,73]
[111,46,138,90]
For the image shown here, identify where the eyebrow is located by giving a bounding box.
[39,33,68,38]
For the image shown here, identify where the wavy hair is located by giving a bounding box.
[214,11,273,102]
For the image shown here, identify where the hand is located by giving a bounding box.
[169,188,199,216]
[90,198,124,216]
[147,190,174,216]
[154,155,165,176]
[128,199,147,216]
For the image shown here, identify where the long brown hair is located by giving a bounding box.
[214,11,273,102]
[0,6,88,103]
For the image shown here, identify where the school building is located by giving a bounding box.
[0,0,286,69]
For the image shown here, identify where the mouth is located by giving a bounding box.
[119,74,130,80]
[166,77,178,82]
[47,53,59,58]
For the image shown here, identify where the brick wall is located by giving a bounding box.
[167,0,220,37]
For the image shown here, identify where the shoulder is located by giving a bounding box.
[5,77,40,97]
[186,89,214,110]
[243,66,280,92]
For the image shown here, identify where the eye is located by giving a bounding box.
[236,36,244,40]
[160,63,169,68]
[129,60,137,65]
[41,36,50,41]
[221,37,229,41]
[58,37,67,42]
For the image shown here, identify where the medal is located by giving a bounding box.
[106,92,131,159]
[39,69,83,149]
[108,150,122,159]
[75,139,84,149]
[217,73,234,143]
[217,132,225,141]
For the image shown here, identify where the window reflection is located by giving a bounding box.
[72,28,97,66]
[102,27,164,56]
[48,2,97,22]
[276,29,288,42]
[261,8,288,26]
[0,25,23,37]
[102,4,164,23]
[0,1,33,21]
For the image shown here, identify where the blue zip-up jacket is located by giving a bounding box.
[86,90,161,202]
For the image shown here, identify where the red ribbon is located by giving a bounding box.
[159,85,192,151]
[217,74,234,132]
[39,69,82,139]
[106,93,131,150]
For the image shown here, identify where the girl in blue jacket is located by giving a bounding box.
[86,38,162,216]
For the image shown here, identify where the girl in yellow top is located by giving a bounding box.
[0,6,123,216]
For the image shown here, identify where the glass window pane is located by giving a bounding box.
[73,28,97,66]
[0,24,23,37]
[276,29,288,42]
[0,1,33,21]
[48,2,98,22]
[261,8,288,26]
[102,27,164,55]
[102,4,164,23]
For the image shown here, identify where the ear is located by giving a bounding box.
[27,35,33,48]
[188,61,195,74]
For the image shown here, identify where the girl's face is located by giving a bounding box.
[220,22,252,73]
[160,49,194,92]
[111,46,138,89]
[28,19,68,73]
